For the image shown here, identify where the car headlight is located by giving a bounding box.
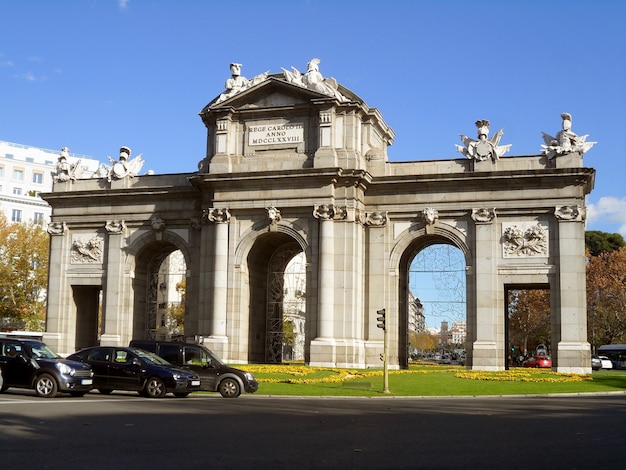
[244,372,255,381]
[172,373,184,381]
[57,363,76,376]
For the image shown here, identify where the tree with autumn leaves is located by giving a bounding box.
[587,244,626,348]
[0,213,49,331]
[508,231,626,354]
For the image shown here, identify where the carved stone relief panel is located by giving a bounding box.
[71,234,105,264]
[502,222,549,258]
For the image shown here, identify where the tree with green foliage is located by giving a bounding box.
[585,230,625,256]
[0,214,49,331]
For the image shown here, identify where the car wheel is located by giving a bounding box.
[0,369,5,392]
[35,374,59,398]
[144,377,166,398]
[218,378,240,398]
[98,388,113,395]
[173,392,190,398]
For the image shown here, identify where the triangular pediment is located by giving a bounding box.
[202,75,362,113]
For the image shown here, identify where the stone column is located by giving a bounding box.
[205,208,230,357]
[42,222,68,353]
[554,205,590,373]
[100,220,127,346]
[471,208,500,370]
[309,204,336,366]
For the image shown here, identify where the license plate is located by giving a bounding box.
[191,380,200,386]
[82,379,93,385]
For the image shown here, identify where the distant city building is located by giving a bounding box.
[451,321,466,347]
[0,140,102,225]
[408,292,425,334]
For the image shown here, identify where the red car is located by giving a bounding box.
[523,355,552,368]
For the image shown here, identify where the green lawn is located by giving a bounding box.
[235,364,626,397]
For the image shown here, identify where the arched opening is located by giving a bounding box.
[132,242,187,340]
[399,238,467,368]
[247,233,305,363]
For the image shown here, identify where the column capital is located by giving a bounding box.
[204,208,231,224]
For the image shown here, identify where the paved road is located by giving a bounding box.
[1,391,625,469]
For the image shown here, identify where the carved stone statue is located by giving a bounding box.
[54,147,82,182]
[282,58,347,102]
[214,63,269,105]
[106,146,145,182]
[456,120,511,161]
[541,113,597,159]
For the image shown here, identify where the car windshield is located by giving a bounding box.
[26,342,61,359]
[134,349,172,366]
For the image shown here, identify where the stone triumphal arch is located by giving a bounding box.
[43,60,596,373]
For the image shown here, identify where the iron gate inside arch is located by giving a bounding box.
[265,242,305,363]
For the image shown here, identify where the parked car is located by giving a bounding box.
[523,355,552,368]
[598,355,613,370]
[67,346,200,398]
[130,340,258,398]
[0,337,94,398]
[591,354,602,371]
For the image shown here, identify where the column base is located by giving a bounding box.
[556,341,592,374]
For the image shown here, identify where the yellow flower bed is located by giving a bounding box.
[455,369,593,383]
[238,364,591,384]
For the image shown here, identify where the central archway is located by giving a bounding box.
[247,233,305,363]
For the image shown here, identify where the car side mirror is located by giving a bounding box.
[132,358,142,367]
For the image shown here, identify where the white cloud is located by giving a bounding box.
[1,60,14,67]
[118,0,130,10]
[587,196,626,236]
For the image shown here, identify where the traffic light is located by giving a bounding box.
[376,308,386,330]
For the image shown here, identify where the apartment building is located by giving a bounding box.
[0,140,101,225]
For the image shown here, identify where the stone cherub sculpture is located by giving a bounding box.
[541,112,596,159]
[455,120,511,162]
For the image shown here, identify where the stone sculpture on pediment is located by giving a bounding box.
[541,113,596,159]
[456,120,511,162]
[71,236,104,263]
[282,58,347,102]
[214,63,269,105]
[502,223,548,257]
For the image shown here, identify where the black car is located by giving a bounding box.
[67,346,201,398]
[130,340,258,398]
[0,337,94,398]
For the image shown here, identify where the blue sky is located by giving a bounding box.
[2,0,623,329]
[2,0,624,237]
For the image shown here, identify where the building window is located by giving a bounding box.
[13,187,22,195]
[13,168,24,181]
[26,157,34,163]
[5,153,14,159]
[0,165,4,177]
[34,212,45,225]
[32,172,43,184]
[12,209,22,222]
